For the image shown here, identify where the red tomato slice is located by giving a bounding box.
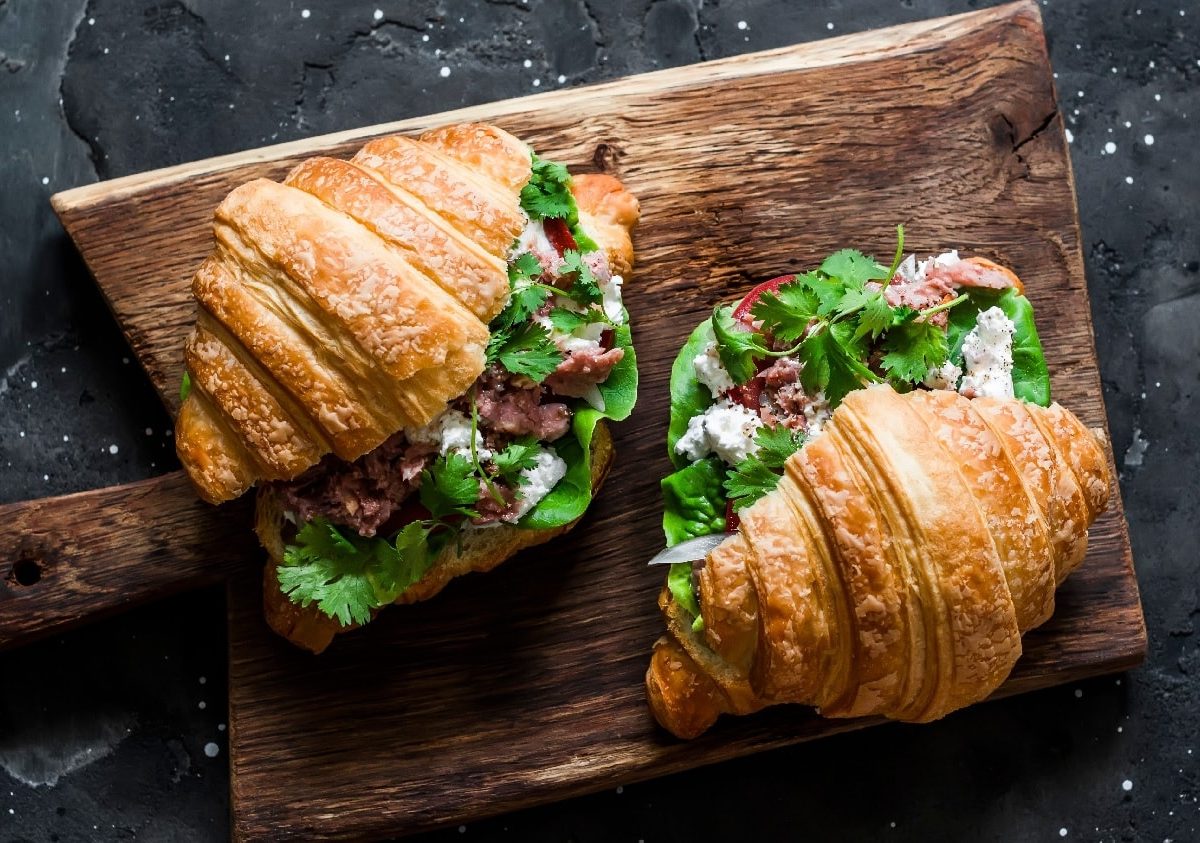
[732,274,795,323]
[543,217,578,256]
[724,498,740,533]
[727,377,763,411]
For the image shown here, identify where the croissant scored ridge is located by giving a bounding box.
[176,123,530,504]
[646,385,1112,739]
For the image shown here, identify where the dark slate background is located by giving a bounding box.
[1,0,1196,840]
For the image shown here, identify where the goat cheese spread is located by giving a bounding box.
[957,306,1016,399]
[675,398,764,465]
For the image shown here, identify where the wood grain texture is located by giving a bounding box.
[0,471,253,649]
[39,2,1145,840]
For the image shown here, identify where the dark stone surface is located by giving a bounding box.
[0,0,1196,839]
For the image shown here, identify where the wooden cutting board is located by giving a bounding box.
[5,2,1145,839]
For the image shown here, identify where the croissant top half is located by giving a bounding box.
[175,123,532,504]
[647,385,1112,739]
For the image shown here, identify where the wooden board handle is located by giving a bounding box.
[0,471,257,650]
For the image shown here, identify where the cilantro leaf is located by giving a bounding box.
[558,249,603,306]
[753,425,806,469]
[179,371,192,402]
[750,280,820,343]
[711,305,770,384]
[723,455,783,511]
[845,289,896,341]
[520,155,575,220]
[798,327,877,407]
[376,521,436,596]
[486,322,563,382]
[819,249,890,287]
[492,437,541,486]
[278,519,391,627]
[546,307,592,333]
[419,452,481,520]
[880,313,950,386]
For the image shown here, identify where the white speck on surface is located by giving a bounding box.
[1155,93,1162,101]
[1077,89,1084,97]
[300,8,310,18]
[18,432,24,438]
[1124,428,1149,468]
[42,474,48,482]
[144,427,153,436]
[1074,688,1083,698]
[62,435,68,442]
[458,826,466,834]
[1118,726,1123,733]
[422,34,429,41]
[523,58,531,68]
[557,74,566,83]
[532,78,540,87]
[616,785,623,794]
[373,8,383,21]
[199,676,207,685]
[88,16,94,24]
[218,724,226,732]
[40,176,48,185]
[108,444,119,455]
[29,380,37,388]
[1065,128,1074,143]
[1144,133,1155,145]
[203,742,219,758]
[1126,176,1134,184]
[1104,141,1117,154]
[736,20,748,30]
[826,21,834,29]
[1059,829,1068,838]
[439,66,450,77]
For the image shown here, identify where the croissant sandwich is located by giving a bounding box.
[647,232,1111,738]
[174,123,639,653]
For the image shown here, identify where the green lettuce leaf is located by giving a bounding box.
[661,458,727,545]
[947,288,1051,406]
[518,318,638,530]
[667,318,719,470]
[668,561,703,631]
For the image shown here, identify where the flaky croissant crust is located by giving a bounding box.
[647,385,1112,739]
[175,123,538,504]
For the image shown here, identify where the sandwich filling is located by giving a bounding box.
[661,228,1051,630]
[270,153,638,627]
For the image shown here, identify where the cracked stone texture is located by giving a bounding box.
[0,0,1196,840]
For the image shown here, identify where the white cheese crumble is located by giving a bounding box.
[693,340,734,398]
[802,391,833,437]
[923,359,963,391]
[958,306,1016,399]
[675,398,763,465]
[409,409,491,461]
[894,250,962,285]
[508,447,568,521]
[601,273,625,324]
[514,217,554,258]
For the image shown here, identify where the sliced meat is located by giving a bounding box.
[759,356,800,389]
[925,256,1020,292]
[545,346,624,398]
[471,479,521,525]
[475,365,571,441]
[274,433,435,537]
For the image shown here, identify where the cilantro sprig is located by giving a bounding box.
[519,153,599,251]
[723,426,806,511]
[711,226,966,406]
[279,518,443,627]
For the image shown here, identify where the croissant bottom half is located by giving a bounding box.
[647,385,1111,739]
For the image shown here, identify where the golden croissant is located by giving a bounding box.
[646,385,1111,739]
[172,121,641,652]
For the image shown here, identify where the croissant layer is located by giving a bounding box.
[647,385,1111,738]
[176,123,531,504]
